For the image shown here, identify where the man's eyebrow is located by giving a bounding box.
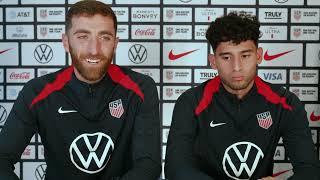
[241,49,254,53]
[73,29,90,35]
[73,30,115,37]
[218,52,231,56]
[98,30,115,37]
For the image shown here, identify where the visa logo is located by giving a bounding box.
[263,73,282,80]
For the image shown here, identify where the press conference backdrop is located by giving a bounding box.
[0,0,319,179]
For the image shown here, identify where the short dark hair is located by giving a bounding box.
[66,0,117,33]
[206,12,261,52]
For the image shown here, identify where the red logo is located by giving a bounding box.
[310,112,320,121]
[272,169,292,177]
[134,28,156,36]
[9,72,31,80]
[168,49,198,61]
[256,111,273,129]
[263,50,294,61]
[0,48,12,55]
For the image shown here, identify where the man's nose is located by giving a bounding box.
[232,56,242,71]
[88,38,101,55]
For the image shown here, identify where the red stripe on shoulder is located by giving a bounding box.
[108,64,144,101]
[195,76,221,116]
[255,76,292,111]
[30,66,74,108]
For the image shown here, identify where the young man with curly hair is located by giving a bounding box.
[165,13,319,180]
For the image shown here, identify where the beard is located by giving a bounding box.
[69,46,113,82]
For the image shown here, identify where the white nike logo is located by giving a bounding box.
[210,122,226,128]
[58,107,77,114]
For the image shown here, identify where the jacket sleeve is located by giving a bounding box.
[0,83,37,180]
[118,76,161,180]
[280,92,320,180]
[165,90,213,180]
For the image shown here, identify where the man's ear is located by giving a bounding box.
[208,54,217,69]
[62,33,70,53]
[257,47,263,64]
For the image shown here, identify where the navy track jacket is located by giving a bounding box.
[0,65,161,180]
[165,76,319,180]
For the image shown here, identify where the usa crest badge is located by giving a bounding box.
[256,111,273,129]
[109,99,124,118]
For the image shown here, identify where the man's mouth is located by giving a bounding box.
[86,58,100,64]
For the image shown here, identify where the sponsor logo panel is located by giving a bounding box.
[259,26,287,40]
[23,162,47,180]
[131,25,160,39]
[6,85,23,100]
[6,8,34,22]
[37,25,65,39]
[0,69,3,83]
[195,8,224,22]
[257,69,286,84]
[227,8,256,16]
[22,0,64,4]
[291,8,320,23]
[0,25,3,39]
[307,0,320,5]
[273,163,293,180]
[305,43,320,67]
[290,26,319,41]
[163,25,192,40]
[37,68,60,77]
[6,25,34,40]
[131,7,160,22]
[21,42,66,66]
[210,0,255,5]
[194,69,218,83]
[37,7,65,22]
[163,86,191,100]
[117,25,128,39]
[258,8,288,23]
[194,25,208,40]
[6,68,34,83]
[115,0,159,4]
[0,8,2,22]
[163,0,208,4]
[162,103,175,126]
[0,103,13,125]
[162,128,169,143]
[289,87,318,101]
[305,104,320,127]
[0,43,19,66]
[38,145,45,160]
[259,0,303,5]
[259,43,303,67]
[163,8,192,22]
[273,146,285,160]
[0,0,18,5]
[112,7,129,22]
[131,68,160,83]
[290,69,319,84]
[163,69,191,83]
[116,42,160,66]
[163,42,207,66]
[21,145,36,159]
[0,86,3,100]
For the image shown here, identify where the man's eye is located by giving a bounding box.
[101,36,111,41]
[242,54,251,59]
[77,35,88,39]
[222,56,231,61]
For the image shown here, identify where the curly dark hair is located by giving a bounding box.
[66,0,117,33]
[206,12,261,52]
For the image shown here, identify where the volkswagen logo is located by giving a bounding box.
[128,44,147,64]
[35,164,46,180]
[34,44,53,64]
[222,142,264,180]
[69,132,114,174]
[0,105,7,124]
[179,0,192,2]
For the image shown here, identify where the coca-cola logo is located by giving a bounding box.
[134,28,156,36]
[10,72,30,80]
